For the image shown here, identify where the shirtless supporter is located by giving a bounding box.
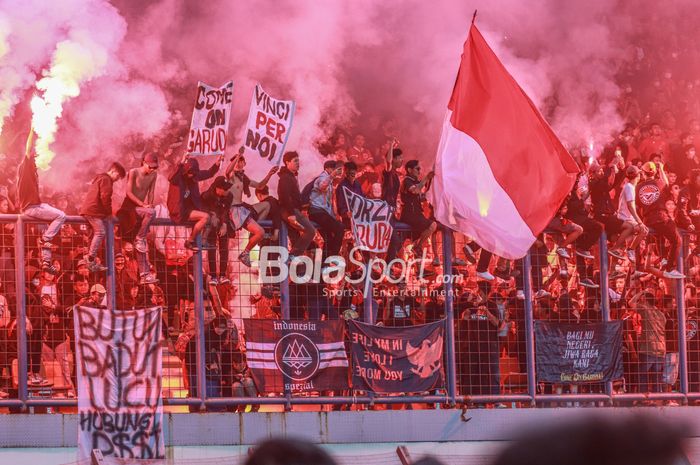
[225,147,278,267]
[117,152,159,284]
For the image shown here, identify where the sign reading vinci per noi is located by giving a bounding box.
[243,319,348,392]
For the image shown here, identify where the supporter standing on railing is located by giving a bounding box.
[79,162,126,274]
[278,151,316,261]
[17,128,66,275]
[201,176,234,283]
[381,140,404,265]
[224,147,278,267]
[399,160,436,260]
[167,152,223,251]
[117,152,159,283]
[636,162,684,279]
[609,166,648,264]
[309,160,345,261]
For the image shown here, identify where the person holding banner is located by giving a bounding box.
[167,153,223,251]
[309,160,345,259]
[79,162,127,273]
[225,147,278,267]
[336,161,363,230]
[278,151,316,260]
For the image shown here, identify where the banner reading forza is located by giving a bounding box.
[74,306,164,461]
[348,320,445,393]
[342,186,394,253]
[243,320,348,392]
[535,321,623,383]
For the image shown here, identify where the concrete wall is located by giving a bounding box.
[2,408,700,448]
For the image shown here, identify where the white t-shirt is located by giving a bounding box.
[617,182,637,223]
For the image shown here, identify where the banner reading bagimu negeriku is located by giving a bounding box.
[348,319,445,393]
[342,186,393,253]
[535,321,623,383]
[186,81,234,155]
[243,84,295,165]
[243,319,348,392]
[74,305,165,461]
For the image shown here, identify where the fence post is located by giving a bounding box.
[14,217,27,410]
[523,249,537,406]
[677,233,689,400]
[363,262,374,324]
[598,232,614,404]
[279,223,290,320]
[193,233,206,411]
[442,228,457,405]
[104,219,117,311]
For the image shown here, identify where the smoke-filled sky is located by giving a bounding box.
[0,0,698,193]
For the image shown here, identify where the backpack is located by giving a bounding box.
[300,176,320,206]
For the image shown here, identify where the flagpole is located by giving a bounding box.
[471,10,477,24]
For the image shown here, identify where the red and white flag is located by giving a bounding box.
[429,24,579,259]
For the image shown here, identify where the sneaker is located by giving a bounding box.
[476,271,495,281]
[67,390,76,398]
[219,276,230,284]
[626,250,636,263]
[134,237,148,253]
[516,290,525,300]
[453,258,468,267]
[659,258,668,268]
[41,261,59,275]
[37,237,54,250]
[576,250,594,260]
[139,273,159,285]
[493,268,511,280]
[431,257,441,267]
[535,289,551,299]
[608,249,625,260]
[239,251,252,267]
[663,269,685,280]
[462,245,477,264]
[556,247,571,259]
[86,257,107,273]
[184,240,200,252]
[580,278,599,289]
[209,276,219,285]
[0,389,8,399]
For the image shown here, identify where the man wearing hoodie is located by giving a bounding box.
[79,162,126,274]
[277,151,316,259]
[167,153,223,251]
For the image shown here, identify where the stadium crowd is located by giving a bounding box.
[1,27,700,408]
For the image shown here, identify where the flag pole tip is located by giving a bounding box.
[472,10,477,24]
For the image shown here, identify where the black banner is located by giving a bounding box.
[243,320,349,392]
[535,321,623,383]
[348,319,445,393]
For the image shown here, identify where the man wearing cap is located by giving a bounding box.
[88,284,107,308]
[610,165,648,265]
[17,128,66,275]
[636,161,684,279]
[225,147,278,267]
[167,153,223,251]
[80,162,126,273]
[201,176,234,283]
[118,152,159,258]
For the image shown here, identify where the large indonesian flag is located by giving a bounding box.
[429,24,579,259]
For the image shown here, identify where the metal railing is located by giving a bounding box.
[0,213,695,410]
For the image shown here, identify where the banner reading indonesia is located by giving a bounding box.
[243,319,348,392]
[342,186,394,253]
[535,321,623,383]
[243,84,295,165]
[348,319,445,393]
[74,305,165,461]
[186,80,234,155]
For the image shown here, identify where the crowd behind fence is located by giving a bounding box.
[0,213,698,411]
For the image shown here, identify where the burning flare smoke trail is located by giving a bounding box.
[30,34,109,170]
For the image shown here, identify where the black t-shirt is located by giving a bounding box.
[381,169,401,208]
[400,176,423,215]
[636,178,670,224]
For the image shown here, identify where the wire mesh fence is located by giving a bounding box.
[2,211,700,412]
